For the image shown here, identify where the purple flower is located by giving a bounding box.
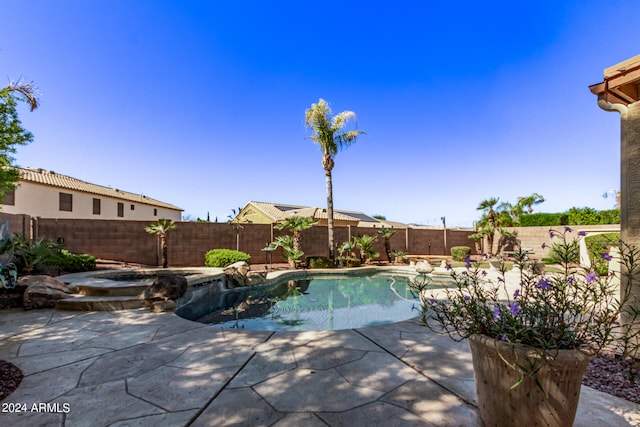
[509,302,521,316]
[586,272,597,283]
[601,253,613,261]
[500,334,508,341]
[564,226,573,233]
[493,306,501,320]
[481,270,487,276]
[482,253,489,260]
[464,295,471,301]
[566,276,574,284]
[578,231,587,237]
[445,263,452,271]
[513,289,520,299]
[465,254,471,269]
[549,229,555,238]
[541,242,547,249]
[536,278,552,290]
[429,298,436,305]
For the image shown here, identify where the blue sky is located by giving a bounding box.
[2,1,638,226]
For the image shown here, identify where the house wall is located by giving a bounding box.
[1,181,181,221]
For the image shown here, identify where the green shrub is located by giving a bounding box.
[58,250,96,272]
[204,249,251,267]
[450,246,471,261]
[307,256,333,269]
[585,232,620,275]
[520,208,620,226]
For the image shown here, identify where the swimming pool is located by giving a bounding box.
[181,273,450,332]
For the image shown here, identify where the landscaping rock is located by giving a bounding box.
[20,275,73,310]
[139,275,187,301]
[223,262,267,288]
[149,300,177,313]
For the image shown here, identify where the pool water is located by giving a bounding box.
[193,274,444,332]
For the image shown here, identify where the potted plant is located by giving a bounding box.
[410,227,640,427]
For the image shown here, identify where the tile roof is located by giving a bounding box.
[20,168,182,211]
[248,201,381,224]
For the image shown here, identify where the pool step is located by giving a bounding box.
[74,282,150,297]
[56,295,144,311]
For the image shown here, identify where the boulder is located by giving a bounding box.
[140,274,187,302]
[20,275,73,310]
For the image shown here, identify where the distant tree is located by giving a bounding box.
[0,81,39,199]
[145,219,176,268]
[517,193,545,214]
[372,214,387,220]
[305,98,364,262]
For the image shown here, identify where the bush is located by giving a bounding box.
[307,256,333,269]
[204,249,251,267]
[450,246,471,261]
[585,232,620,275]
[520,208,620,226]
[58,249,96,272]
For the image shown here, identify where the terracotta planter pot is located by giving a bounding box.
[469,334,594,427]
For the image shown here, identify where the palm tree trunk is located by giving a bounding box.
[160,234,168,268]
[325,169,335,261]
[384,239,392,262]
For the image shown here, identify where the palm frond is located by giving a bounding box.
[6,81,40,111]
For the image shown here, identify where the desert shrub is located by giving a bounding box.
[585,232,620,276]
[205,249,251,267]
[57,250,96,272]
[450,246,471,261]
[546,239,580,265]
[13,235,62,275]
[307,256,333,269]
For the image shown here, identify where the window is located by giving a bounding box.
[93,198,101,215]
[117,202,124,217]
[130,204,135,211]
[2,189,15,206]
[59,193,73,212]
[153,208,157,216]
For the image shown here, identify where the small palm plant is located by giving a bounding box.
[270,235,303,268]
[274,216,318,253]
[353,235,379,264]
[377,227,396,263]
[145,219,176,268]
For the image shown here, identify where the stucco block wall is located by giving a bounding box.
[3,212,620,267]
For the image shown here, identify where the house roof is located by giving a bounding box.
[19,168,183,211]
[246,201,383,224]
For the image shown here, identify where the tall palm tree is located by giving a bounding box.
[145,219,176,268]
[305,98,364,261]
[274,216,318,253]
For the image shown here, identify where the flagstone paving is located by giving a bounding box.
[0,308,638,426]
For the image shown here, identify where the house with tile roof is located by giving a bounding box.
[231,201,401,228]
[0,168,182,221]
